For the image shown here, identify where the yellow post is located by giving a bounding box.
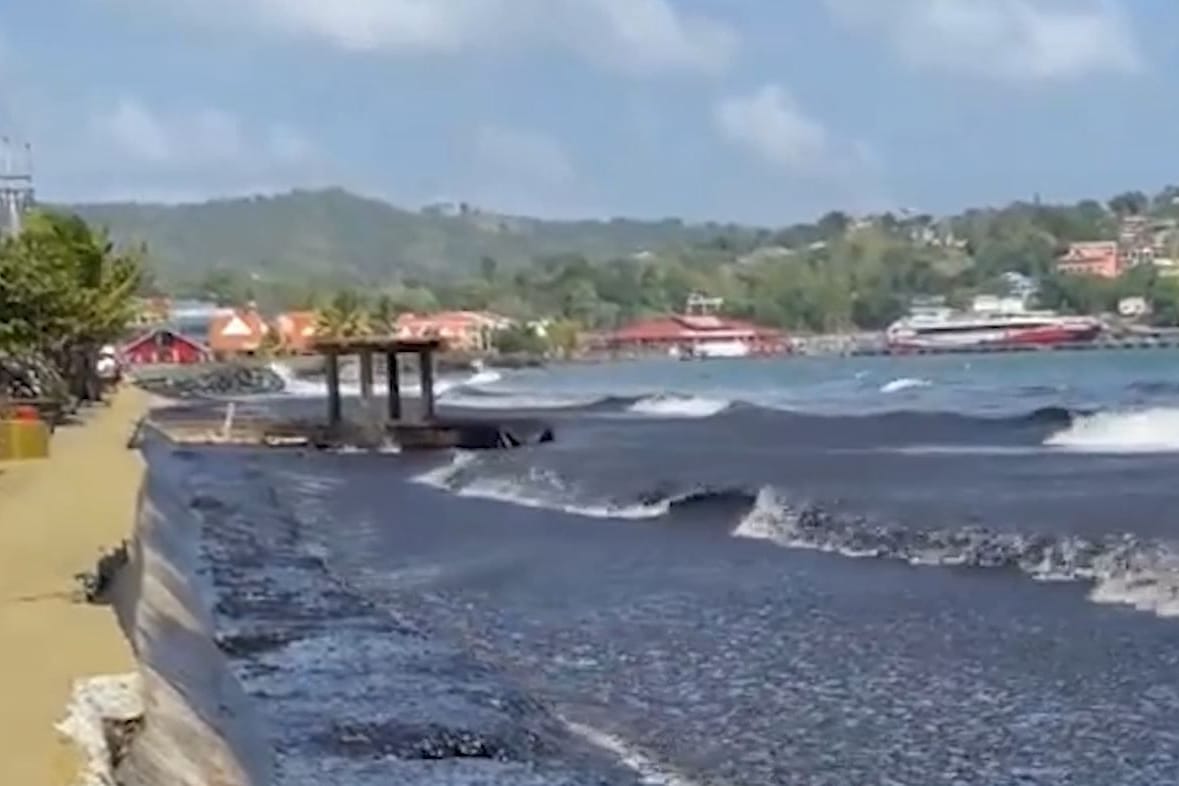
[0,417,51,461]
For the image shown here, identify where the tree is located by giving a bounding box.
[371,294,400,336]
[492,324,547,355]
[817,210,851,240]
[546,319,581,358]
[315,290,371,339]
[1108,191,1148,217]
[0,210,144,399]
[480,255,499,282]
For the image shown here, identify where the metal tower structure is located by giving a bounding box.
[0,137,34,238]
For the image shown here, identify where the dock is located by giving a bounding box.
[842,337,1179,357]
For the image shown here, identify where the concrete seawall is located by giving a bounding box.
[36,407,641,785]
[106,454,270,786]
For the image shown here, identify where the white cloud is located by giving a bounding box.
[89,98,312,171]
[714,85,832,173]
[473,124,575,186]
[826,0,1143,81]
[24,97,329,201]
[140,0,738,75]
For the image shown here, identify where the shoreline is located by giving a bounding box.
[0,388,150,785]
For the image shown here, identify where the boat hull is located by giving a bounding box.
[888,320,1102,351]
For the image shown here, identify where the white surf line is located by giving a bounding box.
[562,717,702,786]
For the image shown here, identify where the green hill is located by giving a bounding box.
[64,188,753,286]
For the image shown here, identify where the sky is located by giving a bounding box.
[0,0,1176,224]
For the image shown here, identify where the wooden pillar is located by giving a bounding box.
[386,351,401,421]
[325,350,342,426]
[419,348,435,421]
[358,349,374,403]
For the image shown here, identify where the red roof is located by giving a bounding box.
[607,314,783,343]
[121,327,210,356]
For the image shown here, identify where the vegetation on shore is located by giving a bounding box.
[0,211,143,401]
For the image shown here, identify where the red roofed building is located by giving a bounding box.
[396,311,512,352]
[598,313,789,357]
[120,327,211,366]
[208,307,269,357]
[274,311,320,354]
[1057,241,1121,278]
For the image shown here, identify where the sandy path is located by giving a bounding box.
[0,388,150,785]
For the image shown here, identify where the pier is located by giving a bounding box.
[142,336,554,451]
[842,338,1179,357]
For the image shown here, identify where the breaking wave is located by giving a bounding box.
[627,394,731,418]
[1044,407,1179,453]
[413,453,753,521]
[267,361,501,399]
[735,487,1179,618]
[880,377,931,394]
[414,455,1179,619]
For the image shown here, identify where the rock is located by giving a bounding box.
[0,350,71,402]
[136,363,285,399]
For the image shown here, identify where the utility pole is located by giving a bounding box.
[0,136,35,239]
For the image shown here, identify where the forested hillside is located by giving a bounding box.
[67,188,750,285]
[65,184,1179,332]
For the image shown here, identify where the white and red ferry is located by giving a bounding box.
[886,306,1102,350]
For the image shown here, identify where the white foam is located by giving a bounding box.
[412,452,668,520]
[880,377,931,394]
[736,485,1179,621]
[267,362,501,399]
[441,392,600,410]
[1089,573,1179,618]
[628,394,730,418]
[563,718,702,786]
[1045,407,1179,453]
[412,450,480,490]
[733,486,798,543]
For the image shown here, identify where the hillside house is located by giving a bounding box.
[1057,241,1120,278]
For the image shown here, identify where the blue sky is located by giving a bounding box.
[0,0,1175,224]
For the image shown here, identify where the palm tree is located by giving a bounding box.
[370,294,400,337]
[315,290,372,339]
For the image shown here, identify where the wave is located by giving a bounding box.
[436,388,732,418]
[441,389,606,411]
[1044,407,1179,453]
[413,453,753,521]
[627,394,731,418]
[417,456,1179,619]
[880,377,931,394]
[735,487,1179,618]
[266,361,502,399]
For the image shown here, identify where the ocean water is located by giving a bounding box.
[169,350,1179,785]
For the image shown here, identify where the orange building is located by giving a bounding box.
[1057,241,1121,278]
[208,307,269,356]
[273,311,320,354]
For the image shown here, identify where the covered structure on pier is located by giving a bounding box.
[308,336,443,428]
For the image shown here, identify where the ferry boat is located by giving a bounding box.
[886,306,1102,350]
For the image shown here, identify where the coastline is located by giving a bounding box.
[0,388,148,785]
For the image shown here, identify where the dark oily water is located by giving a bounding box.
[175,353,1179,784]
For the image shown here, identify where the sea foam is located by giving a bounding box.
[1045,407,1179,453]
